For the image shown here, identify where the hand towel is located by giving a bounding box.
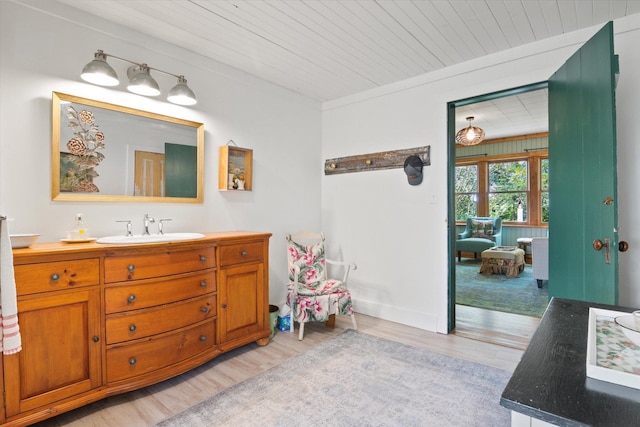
[0,219,22,354]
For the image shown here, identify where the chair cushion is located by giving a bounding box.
[287,284,353,323]
[456,237,496,253]
[471,219,494,239]
[289,279,344,296]
[287,240,326,283]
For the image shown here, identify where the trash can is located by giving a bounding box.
[269,304,279,338]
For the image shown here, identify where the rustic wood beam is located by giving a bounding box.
[324,146,430,175]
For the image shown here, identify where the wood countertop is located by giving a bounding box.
[11,231,272,263]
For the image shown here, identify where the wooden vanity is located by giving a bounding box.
[1,231,271,426]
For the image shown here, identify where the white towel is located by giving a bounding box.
[0,220,21,354]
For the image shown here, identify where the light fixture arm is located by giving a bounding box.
[98,50,183,80]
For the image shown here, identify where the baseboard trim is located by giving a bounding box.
[354,299,438,332]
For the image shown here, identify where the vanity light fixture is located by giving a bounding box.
[81,50,197,106]
[455,116,485,146]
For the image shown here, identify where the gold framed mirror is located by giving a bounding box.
[52,92,204,203]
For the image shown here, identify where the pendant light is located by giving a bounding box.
[455,116,485,146]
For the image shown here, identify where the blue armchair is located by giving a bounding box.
[456,217,502,261]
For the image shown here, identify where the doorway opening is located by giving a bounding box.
[447,82,548,349]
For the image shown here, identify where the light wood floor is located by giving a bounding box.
[455,304,541,350]
[35,313,533,427]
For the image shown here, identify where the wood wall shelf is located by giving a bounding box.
[324,146,430,175]
[219,146,253,191]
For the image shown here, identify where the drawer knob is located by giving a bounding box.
[200,280,207,288]
[201,306,208,313]
[127,294,136,303]
[127,264,135,272]
[221,303,227,309]
[129,357,137,365]
[199,255,207,262]
[93,336,100,343]
[129,324,137,332]
[51,273,60,281]
[241,251,248,257]
[200,335,207,342]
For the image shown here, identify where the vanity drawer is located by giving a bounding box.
[219,241,264,266]
[106,319,215,383]
[104,246,216,283]
[105,271,216,314]
[106,294,216,344]
[14,259,100,296]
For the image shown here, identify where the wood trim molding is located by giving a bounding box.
[476,132,548,146]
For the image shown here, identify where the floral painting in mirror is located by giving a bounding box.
[60,106,106,192]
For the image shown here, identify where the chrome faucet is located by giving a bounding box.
[157,218,172,235]
[142,213,155,235]
[116,220,133,236]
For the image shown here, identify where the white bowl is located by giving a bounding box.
[9,234,40,249]
[615,312,640,347]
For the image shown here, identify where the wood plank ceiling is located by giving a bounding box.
[53,0,640,137]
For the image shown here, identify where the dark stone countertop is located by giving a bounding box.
[500,297,640,426]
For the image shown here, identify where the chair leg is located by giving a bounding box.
[325,314,336,329]
[298,322,305,340]
[351,314,358,331]
[537,279,543,288]
[457,251,461,262]
[289,312,294,334]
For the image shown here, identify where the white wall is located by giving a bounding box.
[322,14,640,332]
[0,0,323,307]
[3,1,639,335]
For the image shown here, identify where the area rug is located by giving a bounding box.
[156,330,512,426]
[456,259,548,317]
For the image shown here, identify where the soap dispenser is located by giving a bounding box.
[69,213,88,240]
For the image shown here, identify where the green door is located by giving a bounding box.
[165,143,197,198]
[548,22,619,304]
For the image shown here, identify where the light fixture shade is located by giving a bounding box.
[167,76,197,105]
[455,116,485,146]
[127,65,160,96]
[81,50,119,86]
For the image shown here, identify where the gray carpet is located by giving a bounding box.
[156,330,512,426]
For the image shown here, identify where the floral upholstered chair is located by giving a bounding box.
[286,232,358,340]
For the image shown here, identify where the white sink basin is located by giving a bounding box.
[96,232,205,244]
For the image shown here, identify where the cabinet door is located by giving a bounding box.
[4,288,101,417]
[219,263,265,343]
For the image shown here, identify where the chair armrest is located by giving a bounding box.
[326,258,357,283]
[458,229,471,239]
[491,231,502,246]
